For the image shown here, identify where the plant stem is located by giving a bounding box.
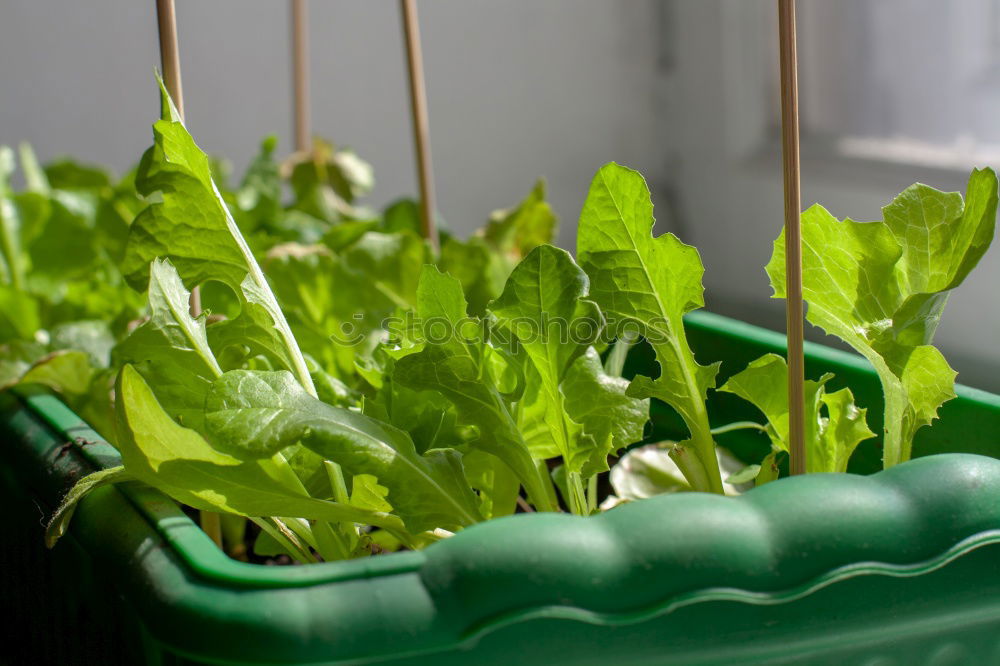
[279,517,318,549]
[200,511,223,549]
[530,459,559,512]
[321,460,362,560]
[604,330,638,377]
[312,520,352,561]
[687,396,724,494]
[671,326,725,494]
[566,470,587,516]
[252,517,317,564]
[325,461,350,504]
[710,421,767,436]
[219,514,248,561]
[669,443,712,493]
[586,474,599,514]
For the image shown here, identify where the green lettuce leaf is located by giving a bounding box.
[489,245,601,473]
[488,244,644,511]
[460,450,520,519]
[766,168,997,467]
[114,364,403,530]
[203,369,481,533]
[122,76,315,396]
[341,231,427,311]
[45,465,132,548]
[718,354,874,473]
[263,242,400,380]
[0,286,39,341]
[563,346,649,474]
[483,178,557,261]
[233,135,282,234]
[113,259,222,430]
[0,147,28,290]
[287,138,374,222]
[392,265,554,510]
[576,162,722,493]
[438,235,507,316]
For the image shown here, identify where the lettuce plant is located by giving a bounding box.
[35,78,998,562]
[767,171,997,467]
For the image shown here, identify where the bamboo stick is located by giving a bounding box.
[154,0,203,319]
[155,0,221,547]
[399,0,439,251]
[777,0,806,476]
[155,0,184,118]
[291,0,311,153]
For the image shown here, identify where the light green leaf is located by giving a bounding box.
[349,474,392,513]
[820,387,877,474]
[577,162,722,492]
[207,273,298,373]
[0,147,30,290]
[18,143,51,194]
[438,235,508,316]
[46,465,131,548]
[393,266,553,511]
[122,82,245,289]
[382,198,421,235]
[44,158,113,191]
[718,354,874,473]
[489,245,604,483]
[563,347,649,476]
[341,231,427,310]
[115,364,402,530]
[21,350,96,396]
[755,450,783,486]
[287,139,374,221]
[0,340,47,387]
[123,76,314,396]
[484,179,557,260]
[49,320,115,366]
[27,192,101,280]
[363,378,471,455]
[264,243,391,379]
[460,450,519,519]
[113,259,222,430]
[322,219,380,251]
[0,285,39,341]
[766,168,997,466]
[204,369,482,533]
[726,465,761,486]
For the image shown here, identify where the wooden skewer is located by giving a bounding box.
[399,0,439,252]
[155,0,185,119]
[154,0,202,318]
[777,0,806,476]
[155,0,221,548]
[291,0,311,153]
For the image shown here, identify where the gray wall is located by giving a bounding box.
[0,0,662,245]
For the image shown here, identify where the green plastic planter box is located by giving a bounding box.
[3,311,1000,665]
